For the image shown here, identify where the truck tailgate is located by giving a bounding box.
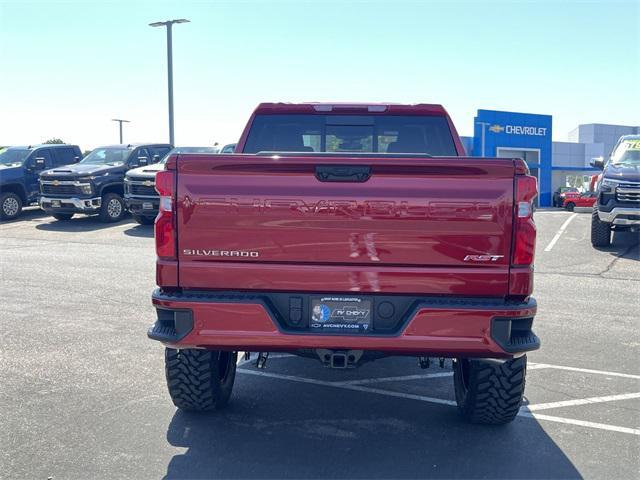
[175,154,516,295]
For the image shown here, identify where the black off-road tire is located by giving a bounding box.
[565,202,575,212]
[99,192,125,223]
[165,348,237,412]
[453,355,527,425]
[591,209,611,247]
[132,214,154,225]
[52,213,74,221]
[1,192,23,220]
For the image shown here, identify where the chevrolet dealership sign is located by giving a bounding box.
[473,109,553,207]
[490,124,548,136]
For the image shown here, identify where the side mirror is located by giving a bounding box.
[30,157,46,171]
[152,155,161,163]
[137,156,148,166]
[74,156,80,162]
[590,157,605,170]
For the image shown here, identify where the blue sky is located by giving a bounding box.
[1,0,638,150]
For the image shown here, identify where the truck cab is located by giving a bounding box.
[590,135,640,246]
[0,144,82,220]
[39,143,171,222]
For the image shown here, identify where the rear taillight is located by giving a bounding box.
[155,170,176,260]
[512,175,538,266]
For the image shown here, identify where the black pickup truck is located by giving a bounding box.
[590,135,640,247]
[39,143,171,222]
[124,146,218,224]
[0,144,82,220]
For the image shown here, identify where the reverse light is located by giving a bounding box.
[512,175,538,266]
[155,170,176,260]
[517,202,532,218]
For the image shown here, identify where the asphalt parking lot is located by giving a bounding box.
[1,208,639,479]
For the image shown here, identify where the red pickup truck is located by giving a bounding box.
[149,103,539,425]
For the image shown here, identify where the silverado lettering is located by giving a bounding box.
[183,249,259,257]
[196,197,496,220]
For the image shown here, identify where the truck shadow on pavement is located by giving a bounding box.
[163,384,581,479]
[0,207,49,224]
[600,231,640,261]
[34,215,135,232]
[123,224,154,238]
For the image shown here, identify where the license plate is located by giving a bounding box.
[51,200,61,208]
[310,296,372,333]
[142,202,153,210]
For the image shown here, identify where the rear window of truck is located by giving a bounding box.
[244,114,457,156]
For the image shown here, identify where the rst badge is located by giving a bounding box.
[463,254,504,262]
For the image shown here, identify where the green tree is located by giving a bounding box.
[43,138,65,144]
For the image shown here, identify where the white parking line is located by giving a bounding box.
[527,392,640,411]
[526,363,551,370]
[236,352,249,366]
[519,412,640,436]
[529,362,640,380]
[240,368,346,388]
[239,368,457,406]
[344,383,457,406]
[236,352,294,367]
[337,372,453,385]
[237,369,640,436]
[544,213,578,251]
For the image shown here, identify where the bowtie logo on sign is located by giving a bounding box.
[489,124,548,136]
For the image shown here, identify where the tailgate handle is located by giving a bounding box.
[315,165,371,182]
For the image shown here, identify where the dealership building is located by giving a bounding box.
[460,109,639,207]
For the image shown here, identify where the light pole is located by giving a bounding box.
[112,118,130,144]
[149,18,190,146]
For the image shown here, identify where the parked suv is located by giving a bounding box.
[0,144,82,220]
[590,135,640,246]
[125,146,218,225]
[39,143,171,222]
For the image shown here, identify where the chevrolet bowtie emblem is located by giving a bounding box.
[489,124,505,133]
[52,180,60,186]
[143,180,153,187]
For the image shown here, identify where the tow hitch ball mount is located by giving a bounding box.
[316,349,364,369]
